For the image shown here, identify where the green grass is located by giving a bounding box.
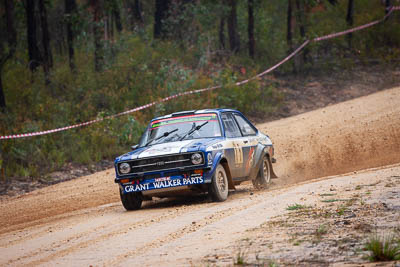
[320,198,353,203]
[364,234,400,262]
[286,204,307,211]
[337,206,347,216]
[293,240,304,246]
[321,199,340,203]
[319,193,336,197]
[316,224,328,238]
[235,250,247,265]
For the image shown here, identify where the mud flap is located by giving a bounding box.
[249,144,265,181]
[269,159,278,179]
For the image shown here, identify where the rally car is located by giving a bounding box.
[114,109,277,210]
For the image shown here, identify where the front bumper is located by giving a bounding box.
[114,166,211,183]
[119,173,205,194]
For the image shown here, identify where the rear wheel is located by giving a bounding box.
[120,189,143,210]
[209,164,229,201]
[252,156,272,189]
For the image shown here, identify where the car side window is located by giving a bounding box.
[233,113,257,136]
[221,113,242,138]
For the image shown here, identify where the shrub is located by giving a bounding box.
[364,234,400,262]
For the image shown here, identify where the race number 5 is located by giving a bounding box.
[234,142,243,165]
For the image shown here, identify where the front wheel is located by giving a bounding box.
[209,164,229,202]
[252,156,272,189]
[120,189,143,210]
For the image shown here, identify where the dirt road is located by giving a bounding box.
[0,87,399,266]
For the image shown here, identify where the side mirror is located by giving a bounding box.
[131,144,139,150]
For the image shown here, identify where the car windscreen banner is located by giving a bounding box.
[151,114,218,129]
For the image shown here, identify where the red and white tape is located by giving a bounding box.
[313,8,394,42]
[1,6,398,140]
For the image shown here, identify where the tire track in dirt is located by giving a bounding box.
[26,191,266,266]
[4,199,210,266]
[0,203,119,247]
[105,193,270,266]
[0,171,119,235]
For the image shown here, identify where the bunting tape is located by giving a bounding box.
[1,6,398,140]
[313,8,394,42]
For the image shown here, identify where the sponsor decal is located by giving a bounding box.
[145,146,173,154]
[155,176,171,182]
[125,183,150,192]
[233,142,243,165]
[123,176,204,193]
[183,177,203,185]
[211,143,223,149]
[153,179,183,189]
[245,147,255,172]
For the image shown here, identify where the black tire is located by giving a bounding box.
[119,189,143,210]
[252,156,272,189]
[209,164,229,202]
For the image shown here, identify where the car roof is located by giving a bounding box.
[150,109,239,122]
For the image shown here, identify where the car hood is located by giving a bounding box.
[116,138,223,162]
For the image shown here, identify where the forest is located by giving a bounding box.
[0,0,399,180]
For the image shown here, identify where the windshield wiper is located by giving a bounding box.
[145,128,178,147]
[180,121,209,141]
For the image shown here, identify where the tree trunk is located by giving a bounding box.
[90,0,104,72]
[287,0,293,51]
[227,0,240,53]
[346,0,354,48]
[287,0,296,72]
[128,0,143,31]
[0,0,17,109]
[5,0,16,51]
[0,73,5,109]
[219,17,225,49]
[112,0,122,32]
[248,0,255,58]
[295,0,305,39]
[110,13,115,40]
[133,0,144,23]
[295,0,308,64]
[65,0,77,71]
[26,0,42,72]
[385,0,391,14]
[38,0,52,82]
[154,0,170,39]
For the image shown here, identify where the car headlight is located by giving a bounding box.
[191,153,203,165]
[119,162,131,174]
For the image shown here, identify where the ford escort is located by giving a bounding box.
[114,109,277,210]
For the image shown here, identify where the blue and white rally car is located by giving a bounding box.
[114,109,277,210]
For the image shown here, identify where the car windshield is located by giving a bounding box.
[139,113,222,147]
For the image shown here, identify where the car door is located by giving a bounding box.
[220,112,243,178]
[232,112,258,178]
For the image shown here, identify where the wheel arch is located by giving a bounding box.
[218,157,236,190]
[250,144,278,180]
